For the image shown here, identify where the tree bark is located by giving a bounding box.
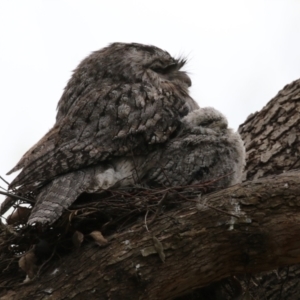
[239,78,300,181]
[235,78,300,300]
[1,171,300,300]
[2,79,300,299]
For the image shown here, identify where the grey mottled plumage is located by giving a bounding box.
[3,43,245,225]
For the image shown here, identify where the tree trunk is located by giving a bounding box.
[235,78,300,300]
[239,78,300,181]
[1,171,300,300]
[2,79,300,299]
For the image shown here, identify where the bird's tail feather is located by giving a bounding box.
[28,169,88,225]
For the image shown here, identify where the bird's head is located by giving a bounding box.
[74,42,191,88]
[181,107,228,134]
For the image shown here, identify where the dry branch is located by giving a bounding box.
[1,171,300,299]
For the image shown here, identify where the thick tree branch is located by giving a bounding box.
[1,171,300,299]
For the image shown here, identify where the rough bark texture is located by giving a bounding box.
[235,78,300,299]
[2,78,300,299]
[2,171,300,300]
[239,78,300,181]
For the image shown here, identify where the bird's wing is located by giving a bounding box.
[8,79,196,190]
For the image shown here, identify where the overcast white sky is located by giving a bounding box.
[1,1,300,203]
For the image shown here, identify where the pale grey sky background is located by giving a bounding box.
[1,1,300,203]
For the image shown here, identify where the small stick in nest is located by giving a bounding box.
[144,210,150,232]
[0,191,34,204]
[0,175,9,186]
[147,192,168,228]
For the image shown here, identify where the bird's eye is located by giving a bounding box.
[151,67,164,74]
[200,120,212,126]
[162,63,178,73]
[151,63,178,74]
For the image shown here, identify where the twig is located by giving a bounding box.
[36,246,57,278]
[144,210,150,232]
[0,191,35,204]
[148,192,168,226]
[0,176,9,186]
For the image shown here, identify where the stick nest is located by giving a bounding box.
[0,178,220,284]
